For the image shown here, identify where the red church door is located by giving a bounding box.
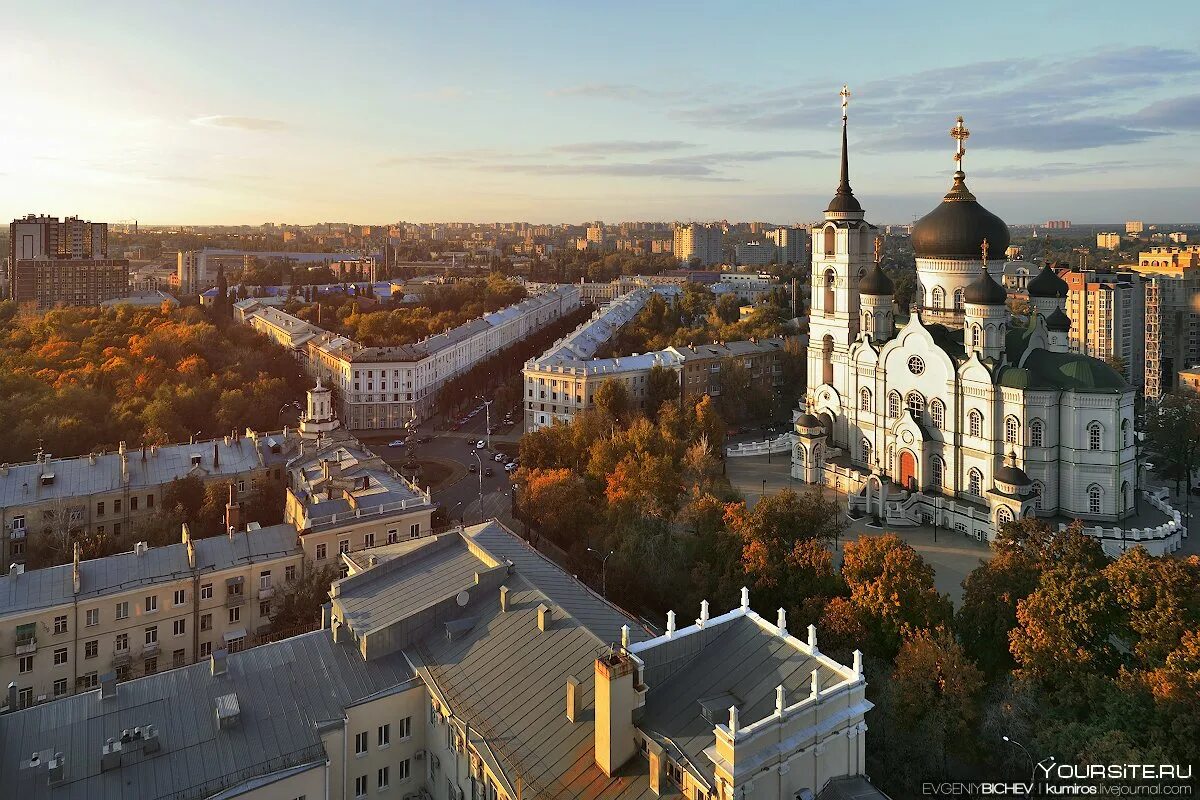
[899,451,917,491]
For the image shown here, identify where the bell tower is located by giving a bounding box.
[809,85,875,391]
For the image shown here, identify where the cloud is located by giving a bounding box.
[1137,93,1200,129]
[190,115,288,131]
[548,140,695,155]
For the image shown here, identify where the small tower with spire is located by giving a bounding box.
[962,238,1009,362]
[859,236,895,344]
[300,376,341,440]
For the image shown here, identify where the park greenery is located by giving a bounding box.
[607,284,794,354]
[0,300,308,464]
[514,399,1199,796]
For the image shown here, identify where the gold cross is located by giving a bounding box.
[981,238,989,264]
[951,115,970,165]
[840,85,851,120]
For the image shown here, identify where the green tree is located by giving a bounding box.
[643,365,680,420]
[1144,390,1200,492]
[268,562,337,634]
[593,377,630,421]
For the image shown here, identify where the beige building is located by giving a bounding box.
[0,520,884,800]
[8,215,128,307]
[1130,250,1200,396]
[0,431,298,572]
[0,522,303,708]
[674,222,724,266]
[1061,268,1145,385]
[1126,220,1145,235]
[1097,232,1121,250]
[1178,366,1200,393]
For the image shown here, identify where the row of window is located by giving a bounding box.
[352,760,411,798]
[313,525,422,560]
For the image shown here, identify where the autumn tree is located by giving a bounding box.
[516,468,594,546]
[1144,390,1200,491]
[268,561,337,635]
[643,365,681,420]
[593,377,630,421]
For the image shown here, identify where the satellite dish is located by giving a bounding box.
[456,591,469,607]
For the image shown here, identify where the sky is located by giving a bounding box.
[2,0,1199,225]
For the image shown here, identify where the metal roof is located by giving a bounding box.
[0,631,416,800]
[0,525,300,615]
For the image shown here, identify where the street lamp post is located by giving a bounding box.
[1001,735,1036,799]
[483,399,493,450]
[471,450,483,523]
[587,547,615,598]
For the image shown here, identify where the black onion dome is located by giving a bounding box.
[795,412,823,430]
[1028,264,1069,298]
[964,268,1007,305]
[858,261,894,296]
[912,171,1010,259]
[1047,306,1072,332]
[995,462,1032,486]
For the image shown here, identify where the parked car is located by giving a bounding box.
[484,467,494,477]
[1142,462,1156,472]
[494,452,506,462]
[416,435,433,444]
[475,440,486,450]
[504,462,518,472]
[388,440,405,448]
[468,463,478,473]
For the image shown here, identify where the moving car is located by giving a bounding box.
[494,452,506,462]
[475,440,486,449]
[504,462,518,472]
[388,440,405,448]
[484,467,494,477]
[468,463,478,473]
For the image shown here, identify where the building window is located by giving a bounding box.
[355,731,368,755]
[931,286,945,308]
[19,656,34,673]
[378,767,390,790]
[1030,419,1044,448]
[260,601,271,617]
[996,506,1013,525]
[931,456,944,488]
[1031,481,1044,511]
[259,571,272,591]
[145,657,157,675]
[363,533,375,548]
[115,633,128,653]
[922,400,942,431]
[859,388,871,411]
[887,391,900,418]
[409,523,420,539]
[387,529,398,544]
[173,589,186,606]
[54,615,68,635]
[953,288,964,309]
[229,607,240,624]
[145,595,158,614]
[906,391,925,417]
[1088,422,1102,451]
[316,543,327,560]
[145,626,158,645]
[201,583,213,600]
[97,501,105,516]
[1122,419,1130,447]
[378,723,390,747]
[1089,485,1102,514]
[53,647,68,666]
[1004,416,1019,444]
[398,716,412,739]
[398,759,410,781]
[130,496,138,511]
[114,499,121,513]
[355,775,368,798]
[201,613,212,631]
[85,639,98,659]
[968,468,982,496]
[173,619,186,636]
[339,539,350,554]
[200,641,212,658]
[968,410,982,438]
[285,565,296,582]
[53,678,68,697]
[861,437,873,468]
[86,608,99,627]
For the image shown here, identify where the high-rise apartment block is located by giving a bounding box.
[764,225,807,264]
[1126,220,1145,235]
[1097,232,1122,250]
[1061,267,1145,386]
[7,215,128,307]
[673,222,724,266]
[1045,219,1071,229]
[1131,246,1200,398]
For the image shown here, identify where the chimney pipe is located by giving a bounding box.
[537,603,551,632]
[499,585,509,612]
[566,676,580,722]
[225,484,243,535]
[210,649,228,676]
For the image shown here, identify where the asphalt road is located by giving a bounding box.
[357,403,523,526]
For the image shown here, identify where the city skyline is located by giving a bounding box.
[3,0,1199,224]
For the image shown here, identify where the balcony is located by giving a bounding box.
[113,649,131,667]
[15,636,37,656]
[142,642,160,658]
[225,592,246,608]
[257,586,274,600]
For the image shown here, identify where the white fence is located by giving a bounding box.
[726,434,793,458]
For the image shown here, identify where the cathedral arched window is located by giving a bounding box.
[1031,480,1044,511]
[860,388,871,411]
[953,288,965,310]
[996,506,1013,525]
[887,391,901,418]
[823,226,836,256]
[931,455,944,487]
[861,437,872,467]
[968,409,982,438]
[971,326,981,347]
[968,468,982,496]
[906,391,925,418]
[1088,422,1102,451]
[822,335,834,385]
[1121,480,1130,512]
[931,287,945,309]
[1121,419,1130,447]
[823,270,836,314]
[1004,415,1019,444]
[930,399,945,430]
[796,447,805,466]
[1030,419,1044,447]
[1088,484,1103,514]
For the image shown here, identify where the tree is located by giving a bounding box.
[643,365,680,420]
[593,377,630,421]
[1144,390,1200,492]
[1103,549,1200,669]
[516,468,594,546]
[714,292,742,324]
[605,452,681,520]
[268,561,337,634]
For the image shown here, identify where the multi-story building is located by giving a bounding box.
[1169,231,1189,244]
[0,520,884,800]
[0,521,304,707]
[0,431,299,572]
[1126,220,1145,235]
[1178,365,1200,393]
[674,222,724,266]
[1061,268,1146,385]
[1097,232,1122,250]
[718,272,777,302]
[7,215,128,307]
[733,241,776,266]
[764,225,807,265]
[586,222,607,250]
[1045,219,1071,229]
[668,338,791,405]
[1130,249,1200,396]
[246,286,580,427]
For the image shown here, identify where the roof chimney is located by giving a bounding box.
[183,524,196,569]
[499,585,509,612]
[99,671,117,700]
[594,648,638,776]
[213,442,220,469]
[566,676,580,722]
[537,603,551,632]
[8,563,23,577]
[72,543,81,595]
[225,484,242,535]
[210,648,228,676]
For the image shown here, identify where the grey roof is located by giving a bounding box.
[638,616,837,784]
[0,434,295,508]
[817,776,893,800]
[529,289,651,369]
[335,532,495,634]
[0,525,300,616]
[0,631,416,800]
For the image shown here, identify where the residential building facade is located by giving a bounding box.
[8,215,128,307]
[1061,267,1146,386]
[674,222,724,266]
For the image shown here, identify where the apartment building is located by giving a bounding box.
[764,225,808,265]
[0,431,298,572]
[1097,232,1121,250]
[668,338,791,405]
[1130,249,1200,396]
[0,523,303,708]
[7,215,129,307]
[247,286,580,428]
[1126,220,1145,235]
[734,241,776,266]
[1061,268,1146,385]
[674,222,724,266]
[0,520,884,800]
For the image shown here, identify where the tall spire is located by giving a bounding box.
[826,85,863,215]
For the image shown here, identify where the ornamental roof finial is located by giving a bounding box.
[951,115,970,170]
[840,84,851,121]
[981,237,990,266]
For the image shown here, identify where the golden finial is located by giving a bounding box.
[874,235,883,264]
[981,237,989,265]
[950,115,970,167]
[840,84,851,120]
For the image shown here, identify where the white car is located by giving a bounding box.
[1141,462,1156,472]
[388,440,405,448]
[475,440,486,450]
[504,462,518,472]
[494,452,506,462]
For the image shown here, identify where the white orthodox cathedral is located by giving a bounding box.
[791,93,1184,555]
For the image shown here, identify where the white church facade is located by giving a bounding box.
[792,96,1184,556]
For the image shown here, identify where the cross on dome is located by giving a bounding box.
[839,84,851,120]
[951,115,970,168]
